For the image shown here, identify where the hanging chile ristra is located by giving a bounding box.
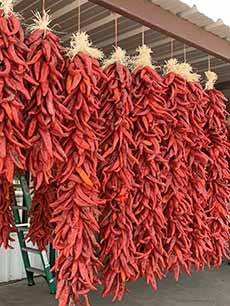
[183,69,213,272]
[131,45,175,289]
[25,11,71,189]
[161,59,195,280]
[24,11,71,250]
[0,0,31,248]
[26,183,56,250]
[203,71,230,267]
[98,47,139,301]
[50,32,105,306]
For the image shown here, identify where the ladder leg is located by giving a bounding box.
[14,173,56,293]
[22,173,30,224]
[40,250,56,294]
[13,195,35,286]
[18,173,32,210]
[49,243,55,269]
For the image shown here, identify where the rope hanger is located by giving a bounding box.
[141,26,145,46]
[171,38,174,58]
[183,44,187,63]
[114,13,118,47]
[77,0,81,32]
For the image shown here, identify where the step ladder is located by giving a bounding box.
[12,173,56,295]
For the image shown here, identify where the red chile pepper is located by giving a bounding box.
[162,71,194,280]
[0,177,15,248]
[184,80,212,272]
[50,50,106,306]
[204,85,230,267]
[0,9,30,248]
[24,29,70,190]
[26,183,56,250]
[23,26,71,253]
[131,63,175,290]
[98,53,139,301]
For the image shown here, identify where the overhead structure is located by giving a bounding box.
[90,0,230,62]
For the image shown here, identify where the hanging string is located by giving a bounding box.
[141,26,145,46]
[77,0,81,32]
[114,14,118,48]
[170,38,174,58]
[183,44,187,63]
[208,55,211,71]
[42,0,45,17]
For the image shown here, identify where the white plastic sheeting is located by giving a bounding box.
[0,184,42,283]
[0,234,43,283]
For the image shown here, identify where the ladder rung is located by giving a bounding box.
[17,227,29,232]
[21,247,40,254]
[26,267,46,276]
[16,223,29,228]
[13,206,28,211]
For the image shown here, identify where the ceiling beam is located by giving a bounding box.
[63,13,121,41]
[216,81,230,91]
[90,0,230,62]
[156,47,194,61]
[126,37,171,55]
[52,0,88,20]
[198,63,230,74]
[97,25,148,48]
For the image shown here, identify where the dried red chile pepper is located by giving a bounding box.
[0,177,15,248]
[131,46,175,289]
[203,72,230,267]
[24,14,71,250]
[98,48,139,301]
[184,78,213,271]
[0,8,30,248]
[26,183,56,250]
[25,22,70,190]
[50,33,105,306]
[162,61,195,279]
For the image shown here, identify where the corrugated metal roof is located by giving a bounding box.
[12,0,230,91]
[151,0,230,40]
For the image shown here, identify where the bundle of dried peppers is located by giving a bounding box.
[0,1,31,248]
[50,32,105,306]
[161,59,196,279]
[24,12,71,250]
[0,6,228,304]
[98,47,139,301]
[203,71,230,267]
[131,45,175,289]
[183,69,213,272]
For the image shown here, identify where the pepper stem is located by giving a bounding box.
[67,32,103,60]
[103,47,128,69]
[164,58,200,82]
[205,70,217,89]
[0,0,14,17]
[29,10,52,34]
[131,44,156,70]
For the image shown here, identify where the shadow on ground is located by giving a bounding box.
[0,263,230,306]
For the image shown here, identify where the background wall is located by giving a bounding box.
[0,186,42,283]
[0,236,42,283]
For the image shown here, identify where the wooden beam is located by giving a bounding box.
[52,0,88,20]
[97,26,148,48]
[63,13,121,42]
[216,81,230,91]
[90,0,230,62]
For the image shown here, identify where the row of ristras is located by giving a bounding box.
[0,2,229,306]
